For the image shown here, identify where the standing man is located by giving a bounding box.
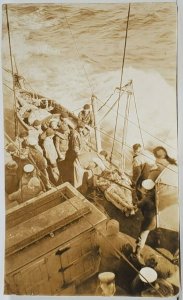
[134,179,156,262]
[55,124,70,161]
[28,137,52,190]
[132,144,154,202]
[97,219,130,273]
[43,128,59,182]
[72,122,88,156]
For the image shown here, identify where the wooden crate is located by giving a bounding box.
[5,182,107,295]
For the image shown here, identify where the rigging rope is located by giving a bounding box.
[110,3,131,163]
[2,54,176,150]
[5,132,164,296]
[61,6,94,95]
[132,81,144,148]
[98,128,178,174]
[121,90,131,169]
[5,4,18,137]
[97,95,176,151]
[97,88,127,125]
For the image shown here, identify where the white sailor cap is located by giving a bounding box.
[139,267,157,283]
[142,179,155,190]
[98,272,115,284]
[28,137,38,146]
[23,164,34,173]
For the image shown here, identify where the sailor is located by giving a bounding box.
[148,146,177,181]
[20,164,35,187]
[117,243,143,291]
[131,266,158,295]
[27,137,52,190]
[50,119,59,130]
[73,149,108,190]
[5,160,19,194]
[131,143,155,201]
[15,131,29,149]
[43,128,59,182]
[96,272,128,296]
[6,141,30,181]
[144,251,178,280]
[8,176,43,204]
[78,104,94,127]
[29,119,43,144]
[141,278,174,297]
[59,111,72,131]
[134,179,156,261]
[5,143,18,163]
[27,134,43,154]
[97,219,129,273]
[72,122,88,156]
[55,124,69,161]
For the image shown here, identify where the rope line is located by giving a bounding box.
[2,69,176,151]
[4,131,176,296]
[97,88,127,125]
[98,128,178,174]
[61,6,94,95]
[121,91,131,169]
[57,191,164,297]
[132,81,144,148]
[110,3,131,163]
[5,5,18,137]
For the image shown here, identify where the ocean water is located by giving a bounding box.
[2,3,177,165]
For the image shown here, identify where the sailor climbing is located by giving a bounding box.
[131,143,155,202]
[134,179,156,261]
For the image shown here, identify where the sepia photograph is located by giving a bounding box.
[1,1,180,297]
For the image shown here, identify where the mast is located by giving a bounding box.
[5,4,18,137]
[91,95,102,153]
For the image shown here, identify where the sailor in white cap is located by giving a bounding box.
[20,164,35,187]
[96,272,128,296]
[134,179,156,261]
[97,272,116,296]
[8,176,43,204]
[131,267,158,295]
[131,144,155,202]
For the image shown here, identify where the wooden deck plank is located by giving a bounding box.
[5,200,106,274]
[6,196,90,256]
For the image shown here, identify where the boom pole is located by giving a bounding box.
[121,80,132,170]
[91,95,102,153]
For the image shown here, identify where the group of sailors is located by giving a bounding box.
[5,90,178,296]
[5,92,95,203]
[95,219,178,296]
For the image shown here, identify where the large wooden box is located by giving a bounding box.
[5,182,107,295]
